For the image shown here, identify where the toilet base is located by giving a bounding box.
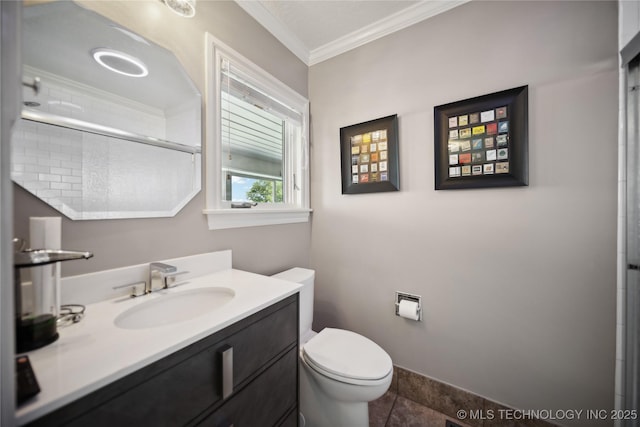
[299,358,371,427]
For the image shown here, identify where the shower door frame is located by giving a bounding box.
[621,31,640,427]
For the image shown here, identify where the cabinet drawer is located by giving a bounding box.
[64,342,223,426]
[222,299,297,390]
[29,295,298,427]
[197,348,297,427]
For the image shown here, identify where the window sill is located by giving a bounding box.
[203,208,312,230]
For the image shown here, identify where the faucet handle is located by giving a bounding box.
[164,271,189,289]
[113,281,146,298]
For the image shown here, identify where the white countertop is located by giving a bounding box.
[15,268,301,425]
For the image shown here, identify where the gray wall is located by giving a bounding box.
[308,1,618,423]
[13,0,310,276]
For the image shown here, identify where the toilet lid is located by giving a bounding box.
[302,328,392,381]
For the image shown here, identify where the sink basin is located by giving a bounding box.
[114,287,235,330]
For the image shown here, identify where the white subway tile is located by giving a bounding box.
[49,167,71,176]
[38,173,61,182]
[50,182,72,190]
[60,160,81,170]
[61,190,82,198]
[36,189,61,198]
[24,148,42,158]
[13,172,38,182]
[61,175,81,184]
[50,152,72,161]
[37,157,61,168]
[14,155,38,166]
[39,140,58,152]
[28,180,50,190]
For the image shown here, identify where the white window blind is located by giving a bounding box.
[220,58,301,164]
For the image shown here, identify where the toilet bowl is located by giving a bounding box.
[299,327,393,426]
[272,268,393,427]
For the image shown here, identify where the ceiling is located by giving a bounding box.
[236,0,470,65]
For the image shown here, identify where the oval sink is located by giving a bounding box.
[114,287,235,330]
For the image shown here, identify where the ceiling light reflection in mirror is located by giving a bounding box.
[13,1,202,220]
[91,48,149,78]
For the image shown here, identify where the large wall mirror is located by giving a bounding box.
[13,1,202,219]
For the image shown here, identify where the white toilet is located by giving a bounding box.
[272,268,393,427]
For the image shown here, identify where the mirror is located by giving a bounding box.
[12,1,202,219]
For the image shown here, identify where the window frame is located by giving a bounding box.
[204,33,310,230]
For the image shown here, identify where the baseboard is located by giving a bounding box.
[391,366,559,427]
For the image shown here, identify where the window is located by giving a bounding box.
[204,34,310,229]
[230,173,283,203]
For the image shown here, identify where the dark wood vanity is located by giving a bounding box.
[26,294,299,427]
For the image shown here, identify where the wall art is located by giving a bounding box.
[434,86,528,190]
[340,114,399,194]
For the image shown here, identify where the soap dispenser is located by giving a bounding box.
[13,238,93,353]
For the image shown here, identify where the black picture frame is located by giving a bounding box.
[434,86,528,190]
[340,114,399,194]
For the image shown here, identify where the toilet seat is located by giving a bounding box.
[302,328,392,386]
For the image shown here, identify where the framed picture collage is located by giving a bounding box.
[447,106,510,179]
[434,85,528,190]
[349,129,390,185]
[340,114,399,194]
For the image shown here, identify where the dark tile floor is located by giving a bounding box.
[370,390,472,427]
[369,367,556,427]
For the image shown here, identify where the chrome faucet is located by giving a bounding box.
[148,262,188,293]
[113,262,189,298]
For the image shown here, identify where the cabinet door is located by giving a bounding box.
[198,348,297,427]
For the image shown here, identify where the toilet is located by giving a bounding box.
[272,268,393,427]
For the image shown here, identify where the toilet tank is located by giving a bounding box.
[271,268,314,339]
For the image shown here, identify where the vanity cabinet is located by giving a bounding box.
[26,294,299,427]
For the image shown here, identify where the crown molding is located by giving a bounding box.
[236,0,469,67]
[235,0,311,64]
[309,1,470,65]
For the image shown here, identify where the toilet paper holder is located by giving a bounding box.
[395,291,422,321]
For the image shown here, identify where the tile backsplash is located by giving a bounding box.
[13,67,200,219]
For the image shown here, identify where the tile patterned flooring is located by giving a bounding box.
[370,389,473,427]
[368,367,556,427]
